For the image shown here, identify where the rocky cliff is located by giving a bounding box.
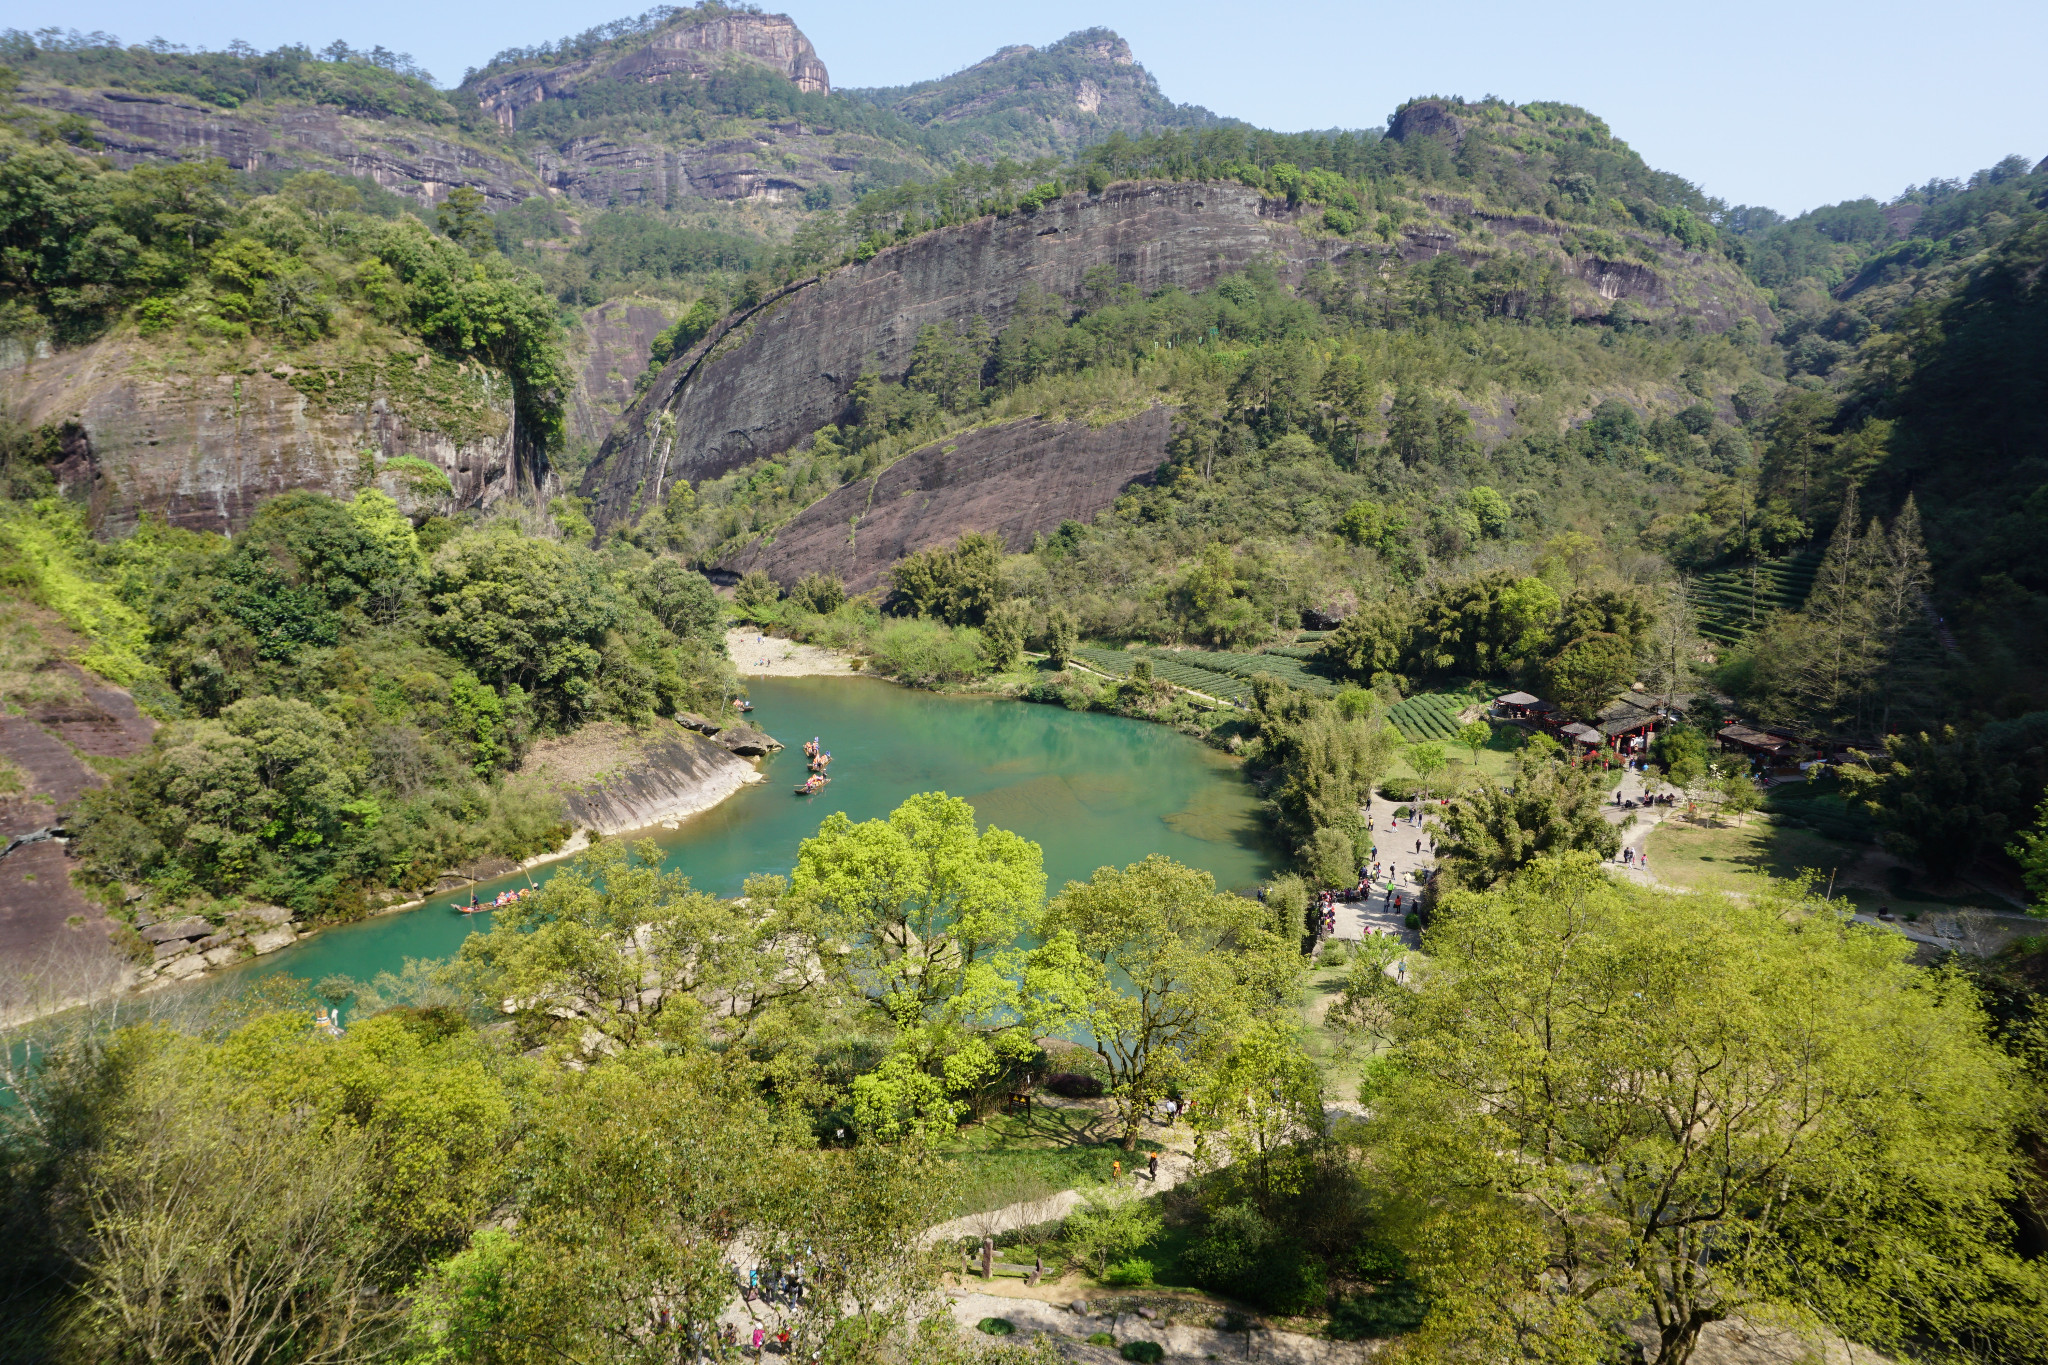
[517,720,763,836]
[582,179,1771,533]
[718,407,1172,591]
[4,338,550,536]
[17,84,539,208]
[565,298,681,452]
[584,182,1305,528]
[844,28,1214,159]
[471,11,829,133]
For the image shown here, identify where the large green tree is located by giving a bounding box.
[1029,854,1300,1148]
[1372,856,2043,1364]
[1430,754,1618,896]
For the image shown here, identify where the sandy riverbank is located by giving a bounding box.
[727,628,865,678]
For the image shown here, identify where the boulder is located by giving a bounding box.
[152,939,193,961]
[140,915,212,943]
[202,944,242,967]
[196,931,234,951]
[248,928,297,956]
[715,723,782,757]
[237,903,294,927]
[676,712,723,735]
[161,953,208,979]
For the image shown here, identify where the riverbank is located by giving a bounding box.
[728,628,865,678]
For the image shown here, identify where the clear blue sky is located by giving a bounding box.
[11,0,2043,214]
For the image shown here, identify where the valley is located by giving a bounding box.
[0,4,2045,1363]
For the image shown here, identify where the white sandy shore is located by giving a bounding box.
[726,628,865,678]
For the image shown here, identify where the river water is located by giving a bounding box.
[245,677,1277,987]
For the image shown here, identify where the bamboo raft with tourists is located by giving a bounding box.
[796,736,834,795]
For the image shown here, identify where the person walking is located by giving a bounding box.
[1148,1153,1159,1181]
[752,1326,765,1357]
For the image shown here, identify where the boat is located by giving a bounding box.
[795,774,828,795]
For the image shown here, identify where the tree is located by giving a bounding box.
[1029,855,1300,1148]
[1649,724,1711,792]
[425,528,619,727]
[1372,856,2036,1364]
[888,533,1003,626]
[789,792,1044,1031]
[787,571,847,616]
[1190,1019,1322,1213]
[1716,773,1763,825]
[1455,720,1492,769]
[1045,605,1077,669]
[2009,795,2048,915]
[632,558,720,639]
[460,839,823,1056]
[1430,755,1619,895]
[1639,581,1704,701]
[732,568,780,614]
[980,599,1029,672]
[435,185,492,255]
[1778,485,1877,738]
[1406,742,1447,790]
[1542,632,1635,721]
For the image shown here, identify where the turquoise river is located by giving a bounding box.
[242,676,1277,987]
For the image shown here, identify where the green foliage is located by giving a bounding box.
[887,531,1004,626]
[1031,854,1300,1147]
[1374,855,2045,1362]
[1431,753,1621,895]
[1060,1189,1164,1277]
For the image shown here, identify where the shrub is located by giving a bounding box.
[1185,1201,1328,1314]
[1087,1333,1116,1347]
[1120,1342,1164,1364]
[1102,1257,1154,1286]
[1062,1190,1162,1277]
[1045,1072,1105,1099]
[1404,913,1420,930]
[867,619,986,687]
[976,1318,1015,1336]
[1377,780,1422,803]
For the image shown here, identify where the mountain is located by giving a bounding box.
[842,28,1219,161]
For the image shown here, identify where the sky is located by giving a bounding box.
[11,0,2044,214]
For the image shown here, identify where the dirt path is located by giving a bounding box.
[726,629,864,679]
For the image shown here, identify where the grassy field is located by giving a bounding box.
[935,1102,1163,1217]
[1644,815,2014,919]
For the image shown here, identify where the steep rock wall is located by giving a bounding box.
[5,339,549,536]
[518,721,761,836]
[566,298,679,451]
[584,179,1774,534]
[18,86,538,208]
[718,406,1172,591]
[584,181,1302,529]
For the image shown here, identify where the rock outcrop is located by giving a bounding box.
[130,902,307,987]
[566,298,680,451]
[16,85,538,208]
[718,407,1172,591]
[5,338,551,536]
[583,179,1771,533]
[518,720,769,836]
[584,182,1306,527]
[471,12,829,133]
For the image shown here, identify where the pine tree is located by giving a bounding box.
[1786,486,1878,739]
[1867,493,1944,736]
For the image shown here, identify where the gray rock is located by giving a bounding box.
[202,944,242,967]
[152,939,193,961]
[248,928,298,956]
[1070,1301,1090,1315]
[237,903,294,927]
[196,931,234,951]
[676,711,723,735]
[715,723,781,757]
[161,953,208,979]
[140,915,211,944]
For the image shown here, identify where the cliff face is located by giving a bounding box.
[5,339,548,536]
[17,85,538,208]
[718,407,1173,591]
[472,12,829,133]
[584,182,1304,528]
[582,179,1772,532]
[565,298,680,452]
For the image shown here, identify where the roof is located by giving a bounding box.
[1560,723,1602,742]
[1496,691,1540,706]
[1717,724,1789,751]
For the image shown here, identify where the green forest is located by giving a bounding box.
[2,6,2047,1363]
